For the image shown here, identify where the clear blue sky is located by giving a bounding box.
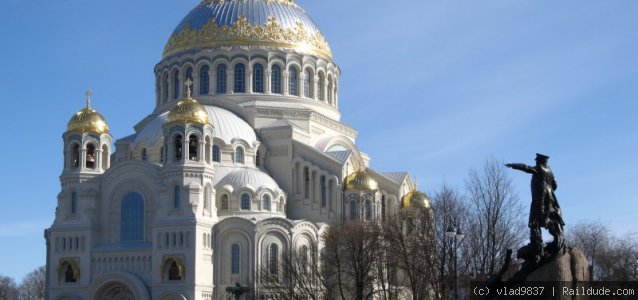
[0,0,636,281]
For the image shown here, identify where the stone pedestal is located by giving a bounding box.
[525,247,589,282]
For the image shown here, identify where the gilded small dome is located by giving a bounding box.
[66,97,109,134]
[401,190,431,209]
[167,87,210,125]
[344,169,379,191]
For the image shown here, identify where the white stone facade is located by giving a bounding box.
[45,1,418,299]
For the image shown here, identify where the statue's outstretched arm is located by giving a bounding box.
[505,163,536,174]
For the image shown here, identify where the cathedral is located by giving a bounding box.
[45,1,429,299]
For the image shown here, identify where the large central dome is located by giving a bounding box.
[163,0,332,60]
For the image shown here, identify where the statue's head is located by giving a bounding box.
[535,153,549,166]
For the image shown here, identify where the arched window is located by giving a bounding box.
[71,144,80,169]
[350,201,357,220]
[221,194,229,210]
[160,146,165,163]
[271,65,282,94]
[200,65,210,95]
[163,73,169,102]
[235,147,244,164]
[262,194,271,211]
[188,135,199,161]
[141,148,147,161]
[320,176,327,208]
[173,71,180,99]
[174,185,180,209]
[71,192,77,214]
[241,194,250,210]
[216,64,227,94]
[269,244,278,274]
[212,145,220,162]
[174,135,183,161]
[253,63,264,93]
[365,200,372,220]
[303,68,312,98]
[231,244,240,274]
[234,63,246,93]
[121,192,144,241]
[288,66,298,96]
[318,73,325,101]
[300,245,309,265]
[185,67,193,93]
[86,144,96,169]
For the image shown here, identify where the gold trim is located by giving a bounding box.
[164,15,332,60]
[160,255,186,277]
[204,0,299,9]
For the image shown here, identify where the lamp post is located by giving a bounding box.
[446,226,464,299]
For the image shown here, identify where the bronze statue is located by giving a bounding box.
[506,153,565,263]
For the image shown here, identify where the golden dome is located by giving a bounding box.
[401,190,431,209]
[66,93,109,134]
[344,169,379,191]
[167,84,210,125]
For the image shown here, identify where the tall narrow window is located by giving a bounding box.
[262,194,271,211]
[269,244,278,275]
[304,167,310,199]
[189,135,199,161]
[163,73,169,102]
[300,245,309,266]
[303,69,312,98]
[141,148,147,161]
[231,244,240,274]
[255,151,261,167]
[241,194,250,210]
[121,192,144,241]
[185,67,193,93]
[350,201,357,220]
[71,192,77,214]
[235,147,244,164]
[86,144,96,169]
[289,66,298,96]
[72,144,80,168]
[320,176,327,208]
[200,65,210,95]
[174,185,180,209]
[327,77,333,104]
[234,63,246,93]
[216,64,227,94]
[173,71,180,99]
[365,200,372,220]
[253,63,264,93]
[271,65,282,94]
[221,194,229,210]
[160,146,165,163]
[318,73,325,101]
[212,145,220,162]
[174,135,183,161]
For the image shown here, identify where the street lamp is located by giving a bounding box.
[446,226,464,299]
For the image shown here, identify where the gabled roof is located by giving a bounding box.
[325,150,352,164]
[381,172,408,184]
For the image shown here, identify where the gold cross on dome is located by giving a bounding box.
[85,89,93,109]
[184,79,193,98]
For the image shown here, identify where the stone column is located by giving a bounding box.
[283,71,289,95]
[227,70,234,94]
[95,148,102,172]
[247,66,253,94]
[313,76,319,100]
[299,72,306,97]
[265,67,272,94]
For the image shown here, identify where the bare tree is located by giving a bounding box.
[565,220,610,280]
[322,221,383,300]
[258,244,330,300]
[431,184,469,298]
[465,157,526,277]
[381,207,440,300]
[0,275,18,300]
[19,266,45,300]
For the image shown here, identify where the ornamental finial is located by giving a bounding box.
[85,89,93,109]
[185,79,193,98]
